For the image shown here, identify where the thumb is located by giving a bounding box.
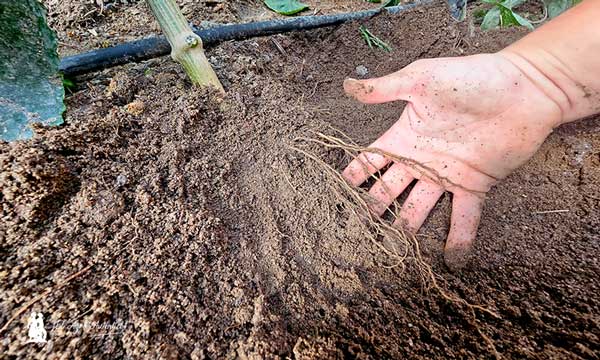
[343,70,415,104]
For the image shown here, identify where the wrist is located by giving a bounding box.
[497,0,600,126]
[497,48,580,127]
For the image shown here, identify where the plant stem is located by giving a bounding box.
[359,26,392,52]
[146,0,224,92]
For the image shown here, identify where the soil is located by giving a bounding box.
[2,2,600,359]
[43,0,383,56]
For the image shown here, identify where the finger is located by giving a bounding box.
[342,150,391,187]
[394,180,445,233]
[367,163,414,216]
[343,71,415,104]
[444,191,484,271]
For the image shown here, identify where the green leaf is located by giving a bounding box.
[499,5,520,26]
[511,11,534,29]
[63,77,75,93]
[264,0,309,15]
[382,0,401,6]
[0,0,64,141]
[502,0,526,9]
[545,0,578,18]
[481,7,500,29]
[498,4,533,29]
[480,0,525,9]
[359,25,392,52]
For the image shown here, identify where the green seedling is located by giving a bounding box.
[480,0,581,30]
[359,26,392,52]
[480,0,534,30]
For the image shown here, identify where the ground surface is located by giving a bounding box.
[1,1,599,359]
[43,0,383,56]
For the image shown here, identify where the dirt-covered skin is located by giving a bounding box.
[1,3,599,359]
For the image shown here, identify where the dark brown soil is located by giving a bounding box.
[2,2,599,359]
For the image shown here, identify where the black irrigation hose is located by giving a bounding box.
[59,0,435,76]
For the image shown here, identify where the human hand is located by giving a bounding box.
[342,53,564,270]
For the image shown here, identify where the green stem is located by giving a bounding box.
[146,0,224,92]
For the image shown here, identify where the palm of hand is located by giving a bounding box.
[342,54,561,269]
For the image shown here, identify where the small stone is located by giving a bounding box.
[116,174,128,188]
[124,100,145,116]
[174,332,189,346]
[568,139,592,166]
[355,65,369,77]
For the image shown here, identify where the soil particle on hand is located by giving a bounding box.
[1,3,599,359]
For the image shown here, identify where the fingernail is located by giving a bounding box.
[343,78,374,98]
[343,78,359,92]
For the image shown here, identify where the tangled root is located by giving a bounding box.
[291,128,501,358]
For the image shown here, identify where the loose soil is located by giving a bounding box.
[2,2,599,359]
